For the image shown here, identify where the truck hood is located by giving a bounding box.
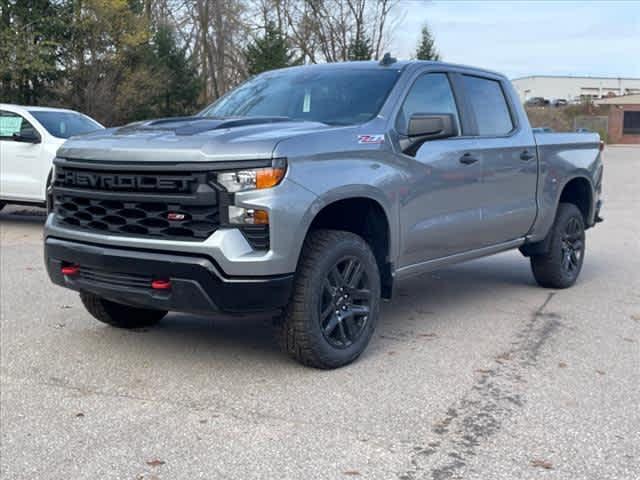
[57,116,335,163]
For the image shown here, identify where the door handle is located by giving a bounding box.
[459,153,479,165]
[520,150,535,161]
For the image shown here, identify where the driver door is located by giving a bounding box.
[395,72,487,267]
[0,111,44,201]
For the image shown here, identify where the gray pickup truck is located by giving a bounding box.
[45,58,604,368]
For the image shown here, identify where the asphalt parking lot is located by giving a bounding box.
[1,146,638,480]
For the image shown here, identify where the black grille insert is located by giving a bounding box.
[239,225,270,250]
[53,166,220,241]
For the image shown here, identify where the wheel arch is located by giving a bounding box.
[521,174,594,257]
[301,187,396,298]
[557,175,594,226]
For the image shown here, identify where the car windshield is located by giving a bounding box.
[29,110,103,139]
[200,68,401,126]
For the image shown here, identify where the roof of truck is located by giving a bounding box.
[270,60,507,79]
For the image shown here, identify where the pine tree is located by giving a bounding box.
[245,22,297,75]
[348,35,373,61]
[152,25,201,117]
[415,24,441,61]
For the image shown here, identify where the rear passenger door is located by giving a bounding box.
[457,74,538,245]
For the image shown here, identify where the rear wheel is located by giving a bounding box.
[80,291,167,328]
[277,230,380,369]
[530,203,586,289]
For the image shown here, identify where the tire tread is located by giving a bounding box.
[530,202,585,289]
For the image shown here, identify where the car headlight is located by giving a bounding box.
[216,159,286,193]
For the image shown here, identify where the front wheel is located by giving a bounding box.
[530,203,586,289]
[277,230,381,369]
[80,291,167,328]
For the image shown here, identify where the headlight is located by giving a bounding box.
[217,159,286,192]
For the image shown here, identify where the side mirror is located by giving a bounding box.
[400,113,458,155]
[12,130,41,144]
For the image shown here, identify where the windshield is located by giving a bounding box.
[200,68,401,126]
[29,110,103,139]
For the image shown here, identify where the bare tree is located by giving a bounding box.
[282,0,398,63]
[151,0,400,104]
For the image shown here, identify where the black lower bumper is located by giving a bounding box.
[45,238,293,314]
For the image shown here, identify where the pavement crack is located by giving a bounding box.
[397,292,563,480]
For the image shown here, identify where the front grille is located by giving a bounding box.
[53,165,220,241]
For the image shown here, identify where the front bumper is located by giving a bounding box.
[45,238,294,314]
[44,176,318,277]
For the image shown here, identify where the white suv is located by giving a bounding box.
[0,104,103,210]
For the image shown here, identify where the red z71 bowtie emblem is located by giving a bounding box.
[167,212,185,221]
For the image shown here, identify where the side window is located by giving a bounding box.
[462,75,514,136]
[0,111,36,140]
[397,73,460,135]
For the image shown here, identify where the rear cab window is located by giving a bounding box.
[461,75,514,136]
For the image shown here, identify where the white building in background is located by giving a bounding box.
[512,75,640,102]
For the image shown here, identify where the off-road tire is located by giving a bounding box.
[530,202,586,289]
[277,229,381,369]
[80,291,167,328]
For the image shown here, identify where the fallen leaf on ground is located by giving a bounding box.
[531,459,553,469]
[75,412,85,418]
[623,337,636,343]
[61,305,72,309]
[631,314,640,323]
[475,368,491,374]
[146,459,165,467]
[558,362,568,368]
[595,369,606,375]
[387,351,396,356]
[495,352,512,363]
[343,471,361,476]
[418,333,437,338]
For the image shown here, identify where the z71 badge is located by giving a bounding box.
[358,134,385,144]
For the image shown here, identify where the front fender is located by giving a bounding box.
[288,157,402,265]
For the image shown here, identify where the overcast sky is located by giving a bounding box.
[390,0,640,79]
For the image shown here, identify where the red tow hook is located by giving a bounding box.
[151,279,171,290]
[61,264,80,276]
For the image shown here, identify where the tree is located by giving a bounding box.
[415,24,440,61]
[0,0,71,104]
[151,24,201,116]
[348,35,373,60]
[282,0,398,63]
[245,21,296,75]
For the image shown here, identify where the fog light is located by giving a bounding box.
[228,206,269,225]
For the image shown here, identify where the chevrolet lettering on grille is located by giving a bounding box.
[56,170,195,193]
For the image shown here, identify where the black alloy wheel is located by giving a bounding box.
[319,256,371,349]
[560,216,584,276]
